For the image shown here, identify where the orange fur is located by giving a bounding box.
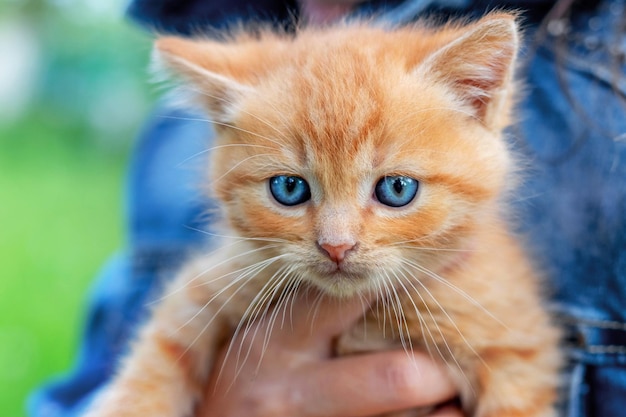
[85,13,561,417]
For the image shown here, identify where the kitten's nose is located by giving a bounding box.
[318,242,356,263]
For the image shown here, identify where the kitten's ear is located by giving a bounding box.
[152,37,252,123]
[418,15,519,129]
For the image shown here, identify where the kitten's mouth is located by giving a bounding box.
[318,260,360,275]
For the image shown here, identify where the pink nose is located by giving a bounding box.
[318,242,356,263]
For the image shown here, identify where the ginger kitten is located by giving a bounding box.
[85,13,561,417]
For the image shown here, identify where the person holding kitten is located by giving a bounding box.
[30,1,626,417]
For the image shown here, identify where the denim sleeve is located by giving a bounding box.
[28,254,134,417]
[514,1,626,416]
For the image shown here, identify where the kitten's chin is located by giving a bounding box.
[304,269,372,298]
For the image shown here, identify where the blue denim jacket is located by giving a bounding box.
[29,1,626,416]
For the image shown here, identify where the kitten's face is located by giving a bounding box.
[156,16,518,296]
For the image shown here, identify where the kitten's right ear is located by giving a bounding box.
[152,37,252,123]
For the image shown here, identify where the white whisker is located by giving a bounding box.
[307,288,327,336]
[210,153,275,186]
[258,274,300,370]
[174,254,286,366]
[380,273,401,340]
[386,269,414,357]
[188,87,291,144]
[176,143,277,167]
[222,265,297,388]
[184,225,290,244]
[247,267,298,375]
[391,268,434,359]
[390,244,478,253]
[152,243,282,304]
[396,264,479,394]
[401,259,509,330]
[176,254,285,336]
[355,289,371,340]
[373,277,389,338]
[394,264,472,387]
[158,114,286,149]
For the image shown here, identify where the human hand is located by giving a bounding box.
[198,292,463,417]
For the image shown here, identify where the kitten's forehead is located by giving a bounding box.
[296,47,383,135]
[307,92,379,197]
[276,44,390,188]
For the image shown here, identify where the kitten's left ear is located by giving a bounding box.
[152,37,253,124]
[417,14,519,130]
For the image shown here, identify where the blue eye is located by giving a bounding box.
[374,176,419,207]
[269,175,311,206]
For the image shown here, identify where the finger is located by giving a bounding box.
[294,350,457,417]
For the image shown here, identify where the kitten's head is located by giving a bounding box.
[154,14,520,297]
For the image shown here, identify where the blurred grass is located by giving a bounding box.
[0,2,155,416]
[0,120,128,417]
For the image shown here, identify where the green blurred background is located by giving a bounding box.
[0,1,155,415]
